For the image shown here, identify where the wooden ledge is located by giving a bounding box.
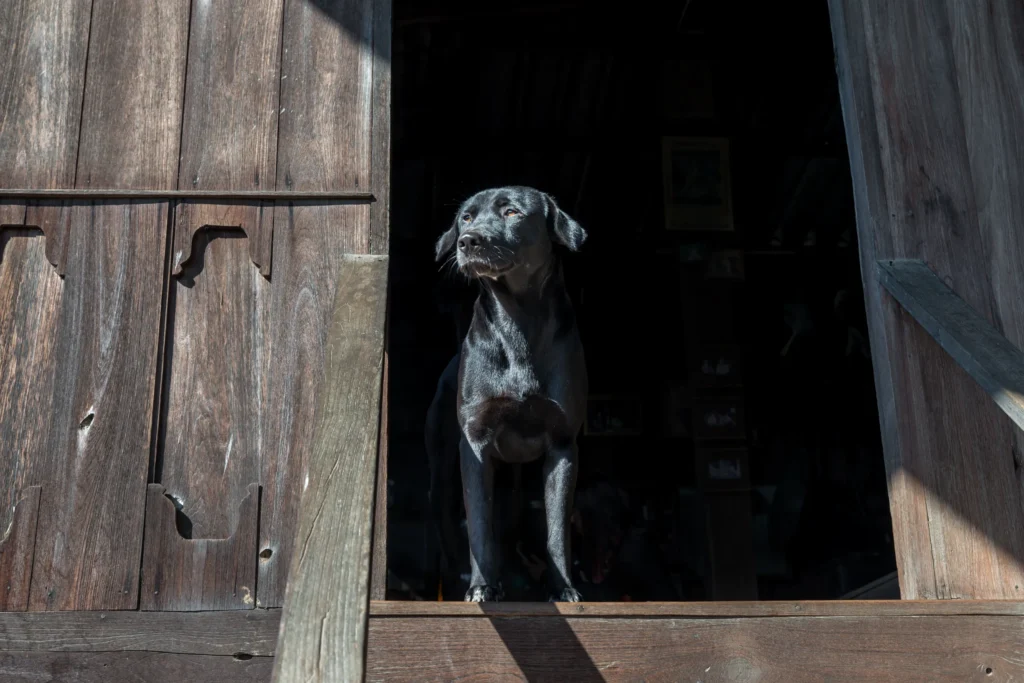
[369,598,1024,618]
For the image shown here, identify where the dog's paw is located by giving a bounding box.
[550,586,582,603]
[464,585,501,602]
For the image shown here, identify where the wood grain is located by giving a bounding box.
[370,599,1024,618]
[370,343,389,601]
[0,0,92,189]
[160,227,271,543]
[277,0,374,192]
[257,202,372,608]
[140,483,260,611]
[172,202,274,278]
[74,0,188,189]
[830,0,1024,599]
[0,486,40,611]
[367,614,1024,682]
[23,201,168,611]
[369,0,393,255]
[177,0,283,193]
[0,609,279,656]
[0,225,63,579]
[0,652,273,683]
[878,259,1024,431]
[270,254,388,683]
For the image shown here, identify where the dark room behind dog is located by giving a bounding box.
[385,0,896,604]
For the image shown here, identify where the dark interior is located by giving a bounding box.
[385,0,897,602]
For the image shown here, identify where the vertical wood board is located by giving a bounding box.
[0,0,92,189]
[257,202,371,608]
[22,201,168,611]
[271,253,387,683]
[74,0,188,190]
[178,0,284,192]
[829,0,1024,599]
[277,0,374,192]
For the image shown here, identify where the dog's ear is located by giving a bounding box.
[546,195,587,251]
[434,221,459,262]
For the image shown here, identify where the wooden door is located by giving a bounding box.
[0,0,390,615]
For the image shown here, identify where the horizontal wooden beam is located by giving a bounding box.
[0,189,375,201]
[3,652,273,682]
[370,599,1024,618]
[0,609,280,656]
[367,602,1024,681]
[877,259,1024,431]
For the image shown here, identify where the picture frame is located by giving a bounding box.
[661,136,734,232]
[690,344,743,389]
[584,395,644,437]
[692,397,746,440]
[695,447,751,492]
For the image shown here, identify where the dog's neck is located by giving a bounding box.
[472,256,572,349]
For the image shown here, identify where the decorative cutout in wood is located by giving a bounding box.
[0,486,41,611]
[172,201,273,278]
[0,203,71,277]
[140,482,260,611]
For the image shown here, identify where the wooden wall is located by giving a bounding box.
[831,0,1024,598]
[0,0,390,612]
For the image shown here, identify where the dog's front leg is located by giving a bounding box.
[543,443,581,602]
[460,437,501,601]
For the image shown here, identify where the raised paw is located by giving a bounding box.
[464,584,502,602]
[550,586,582,603]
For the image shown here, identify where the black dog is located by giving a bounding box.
[432,186,588,602]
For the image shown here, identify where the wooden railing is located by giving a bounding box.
[877,259,1024,431]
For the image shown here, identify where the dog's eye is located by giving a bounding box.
[462,213,472,222]
[504,208,519,217]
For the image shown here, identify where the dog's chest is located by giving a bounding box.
[463,394,569,463]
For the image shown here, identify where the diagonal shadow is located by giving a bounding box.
[480,603,607,683]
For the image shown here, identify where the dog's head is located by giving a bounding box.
[434,186,587,279]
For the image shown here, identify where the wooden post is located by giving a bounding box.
[830,0,1024,598]
[271,254,389,683]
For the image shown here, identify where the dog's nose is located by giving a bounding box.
[458,232,482,252]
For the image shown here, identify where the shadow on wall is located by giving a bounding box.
[306,0,390,61]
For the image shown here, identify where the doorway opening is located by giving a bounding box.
[385,0,896,602]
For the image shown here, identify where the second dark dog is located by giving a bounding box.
[431,186,588,602]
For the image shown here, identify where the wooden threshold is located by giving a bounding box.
[366,599,1024,682]
[877,258,1024,431]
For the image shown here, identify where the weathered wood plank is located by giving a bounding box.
[0,652,273,683]
[172,203,274,278]
[829,0,1024,599]
[0,0,92,189]
[177,0,284,194]
[140,483,260,611]
[0,224,62,611]
[370,345,389,601]
[74,0,188,189]
[369,0,392,255]
[367,614,1024,682]
[369,599,1024,618]
[160,227,271,544]
[277,0,374,192]
[270,254,388,683]
[23,202,168,611]
[0,486,40,611]
[878,259,1024,431]
[258,203,373,608]
[0,609,279,656]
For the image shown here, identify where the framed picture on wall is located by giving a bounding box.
[584,395,644,436]
[706,249,744,280]
[695,447,751,492]
[690,343,744,389]
[661,137,734,232]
